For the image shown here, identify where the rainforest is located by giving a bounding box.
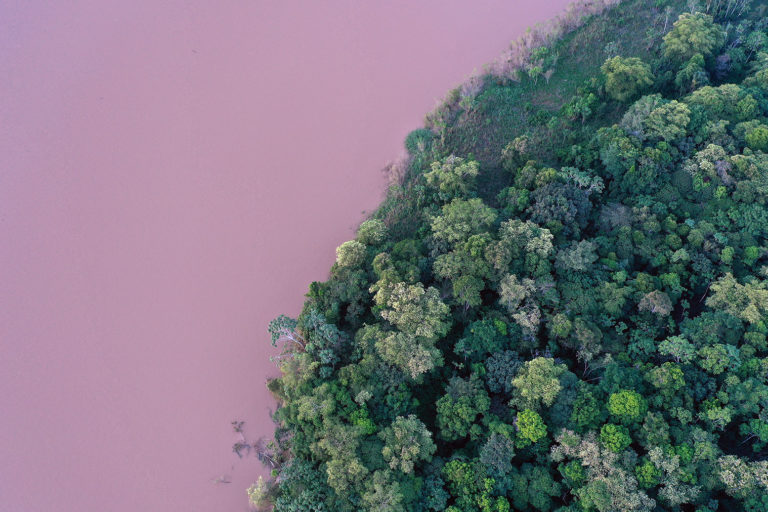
[253,1,768,510]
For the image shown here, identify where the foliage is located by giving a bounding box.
[602,56,655,102]
[264,4,768,511]
[379,415,436,473]
[516,408,547,446]
[663,13,725,62]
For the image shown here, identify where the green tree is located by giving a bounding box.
[379,415,436,474]
[336,240,367,268]
[499,274,541,333]
[424,155,480,201]
[643,100,691,143]
[600,423,632,453]
[658,335,696,363]
[485,350,522,394]
[607,389,647,425]
[430,198,497,247]
[601,56,654,102]
[706,273,768,325]
[635,459,661,489]
[480,432,515,477]
[746,125,768,152]
[373,281,451,340]
[516,408,547,446]
[718,456,768,500]
[638,290,673,316]
[663,13,725,62]
[375,330,443,379]
[675,53,709,93]
[357,219,388,245]
[361,470,405,512]
[436,376,490,441]
[511,357,566,409]
[570,388,603,432]
[247,476,272,509]
[697,343,731,375]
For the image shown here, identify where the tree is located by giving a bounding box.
[556,240,598,272]
[361,470,405,512]
[638,290,673,316]
[373,281,451,340]
[317,422,369,497]
[675,53,709,93]
[663,13,725,62]
[273,460,331,512]
[452,274,485,309]
[442,460,498,512]
[706,273,768,325]
[436,376,490,441]
[635,459,661,489]
[643,101,691,143]
[746,125,768,152]
[552,430,654,512]
[499,274,541,334]
[646,362,685,399]
[697,343,731,375]
[375,331,443,379]
[247,477,272,510]
[336,240,367,268]
[527,181,592,237]
[600,423,631,453]
[647,447,702,507]
[570,388,603,432]
[607,389,647,425]
[658,335,696,363]
[601,56,654,102]
[718,456,768,500]
[490,219,554,277]
[357,219,388,245]
[516,409,547,446]
[424,155,479,201]
[430,198,497,247]
[480,432,515,477]
[455,319,506,362]
[511,357,566,409]
[268,314,304,350]
[380,415,437,474]
[485,350,522,394]
[516,463,561,512]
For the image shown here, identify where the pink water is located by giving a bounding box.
[0,1,571,510]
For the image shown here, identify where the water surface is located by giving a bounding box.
[0,1,571,510]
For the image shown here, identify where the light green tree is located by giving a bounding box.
[663,13,725,62]
[607,389,647,424]
[373,281,451,340]
[246,476,271,509]
[379,415,436,473]
[424,154,480,201]
[357,219,388,245]
[600,423,632,453]
[430,198,498,246]
[375,331,443,379]
[601,56,654,102]
[361,470,405,512]
[336,240,367,268]
[706,273,768,325]
[516,408,547,445]
[511,357,566,409]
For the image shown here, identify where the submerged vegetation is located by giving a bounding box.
[254,0,768,510]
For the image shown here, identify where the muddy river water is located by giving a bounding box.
[0,1,571,510]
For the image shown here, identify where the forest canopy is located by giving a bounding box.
[255,1,768,511]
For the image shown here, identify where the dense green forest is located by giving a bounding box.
[251,0,768,510]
